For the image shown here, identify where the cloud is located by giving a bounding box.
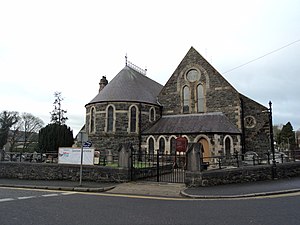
[1,0,300,134]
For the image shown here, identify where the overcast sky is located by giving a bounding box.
[1,0,299,135]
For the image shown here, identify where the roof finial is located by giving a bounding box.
[125,53,128,66]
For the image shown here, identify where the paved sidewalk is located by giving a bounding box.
[107,182,185,197]
[0,178,116,192]
[182,177,300,198]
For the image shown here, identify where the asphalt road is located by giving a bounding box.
[1,187,300,225]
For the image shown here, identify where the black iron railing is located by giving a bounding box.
[1,150,299,170]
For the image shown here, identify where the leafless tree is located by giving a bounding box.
[9,113,44,152]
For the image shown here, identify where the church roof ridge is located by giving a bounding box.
[162,112,223,118]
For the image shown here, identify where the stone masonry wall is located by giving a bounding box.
[2,161,300,186]
[158,47,241,128]
[240,95,270,155]
[0,162,129,182]
[86,102,161,154]
[157,47,270,156]
[186,161,300,187]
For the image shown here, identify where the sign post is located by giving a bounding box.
[79,131,84,186]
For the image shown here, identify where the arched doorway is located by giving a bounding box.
[199,138,210,162]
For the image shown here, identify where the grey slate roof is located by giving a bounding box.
[142,113,241,135]
[87,66,163,105]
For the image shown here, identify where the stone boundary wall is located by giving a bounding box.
[0,162,129,183]
[186,162,300,187]
[2,161,300,186]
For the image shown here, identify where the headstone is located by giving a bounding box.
[118,143,132,168]
[107,149,113,164]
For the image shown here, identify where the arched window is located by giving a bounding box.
[149,107,155,122]
[130,106,137,133]
[90,107,95,133]
[159,137,165,154]
[170,137,176,154]
[183,86,190,113]
[225,137,231,158]
[197,84,204,113]
[107,106,114,132]
[148,137,154,154]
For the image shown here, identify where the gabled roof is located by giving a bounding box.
[142,113,241,135]
[86,66,163,106]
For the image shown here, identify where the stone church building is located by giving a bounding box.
[84,47,271,159]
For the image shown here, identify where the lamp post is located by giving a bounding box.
[268,101,276,179]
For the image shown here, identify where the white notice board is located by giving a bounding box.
[58,148,94,165]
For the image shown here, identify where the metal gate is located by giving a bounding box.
[130,151,186,183]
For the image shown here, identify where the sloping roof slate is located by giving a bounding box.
[87,66,163,105]
[142,113,241,135]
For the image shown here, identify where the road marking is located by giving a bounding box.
[75,190,300,201]
[0,186,77,194]
[61,192,77,196]
[42,194,59,197]
[244,191,300,200]
[76,192,200,201]
[0,187,77,204]
[17,196,36,200]
[0,198,14,202]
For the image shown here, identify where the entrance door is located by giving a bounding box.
[199,138,210,162]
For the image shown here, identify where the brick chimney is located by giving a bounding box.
[99,76,108,93]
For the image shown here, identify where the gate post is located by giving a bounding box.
[185,143,203,186]
[186,143,201,172]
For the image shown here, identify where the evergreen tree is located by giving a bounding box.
[278,122,296,150]
[0,111,19,149]
[38,123,74,153]
[273,124,282,148]
[38,92,74,153]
